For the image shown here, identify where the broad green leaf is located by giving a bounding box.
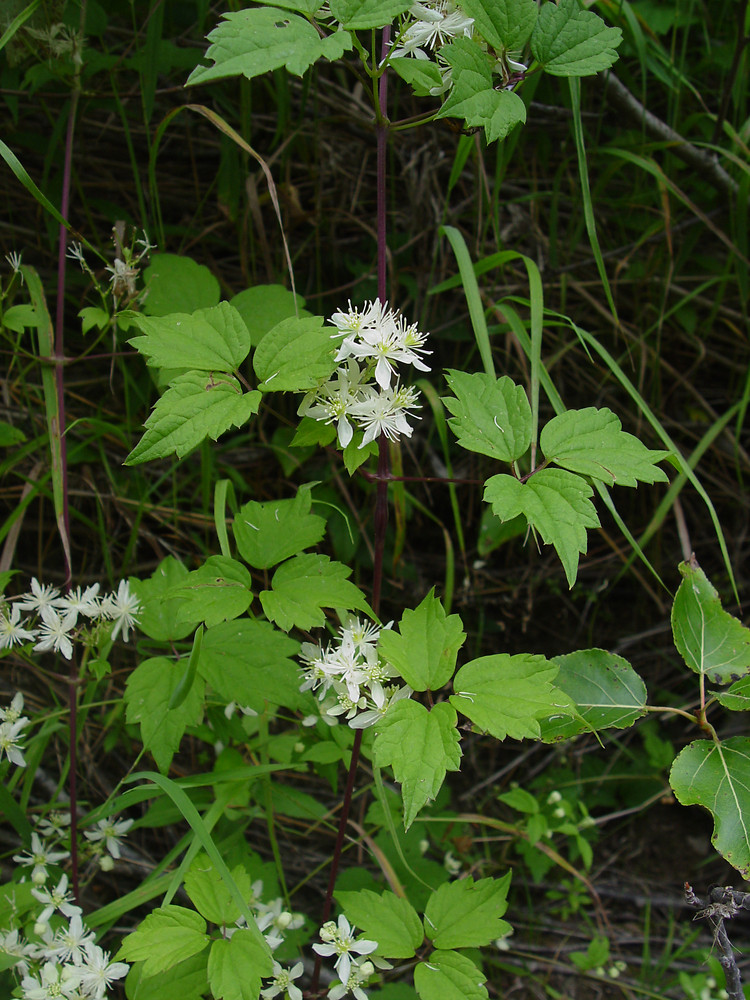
[124,953,208,1000]
[437,85,527,144]
[389,57,443,97]
[124,657,205,773]
[117,905,209,976]
[172,556,253,627]
[184,855,253,926]
[230,284,309,346]
[538,649,647,741]
[329,0,411,28]
[414,950,487,1000]
[715,677,750,711]
[334,889,423,958]
[483,469,599,587]
[207,929,273,1000]
[253,314,337,391]
[198,619,302,712]
[233,485,326,569]
[187,9,353,85]
[377,590,466,691]
[373,701,461,829]
[672,559,750,685]
[79,306,110,335]
[458,0,537,51]
[530,0,622,77]
[259,0,325,13]
[451,652,563,740]
[128,302,251,374]
[0,421,26,446]
[125,372,261,464]
[142,254,220,316]
[2,303,38,332]
[130,557,194,641]
[423,873,512,949]
[443,370,532,462]
[259,553,374,631]
[541,407,669,486]
[670,737,750,877]
[497,787,539,814]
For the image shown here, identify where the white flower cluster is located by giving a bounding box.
[0,578,141,663]
[299,299,429,449]
[299,617,412,729]
[1,812,135,998]
[312,915,390,1000]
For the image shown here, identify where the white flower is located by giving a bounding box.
[0,927,35,977]
[260,960,304,1000]
[36,811,72,840]
[333,310,430,389]
[5,250,23,275]
[100,580,140,641]
[21,959,81,999]
[348,384,421,447]
[390,0,473,59]
[312,915,377,986]
[13,833,70,884]
[0,692,26,723]
[0,604,37,649]
[55,585,101,620]
[15,578,62,614]
[83,816,133,859]
[33,607,78,660]
[32,873,82,927]
[328,957,376,1000]
[298,359,369,448]
[77,941,129,999]
[0,718,29,767]
[49,913,95,964]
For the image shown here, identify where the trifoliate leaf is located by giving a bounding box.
[424,873,512,949]
[414,950,487,1000]
[124,657,205,773]
[390,57,443,97]
[198,619,301,713]
[229,284,309,346]
[458,0,538,51]
[672,558,750,685]
[233,485,326,569]
[540,407,669,486]
[443,370,532,462]
[117,906,209,976]
[670,737,750,877]
[334,889,423,958]
[207,930,273,1000]
[330,0,411,29]
[373,701,461,829]
[538,648,647,742]
[531,0,622,77]
[253,314,338,391]
[124,953,208,1000]
[125,372,261,464]
[127,301,251,374]
[184,855,254,927]
[259,553,374,632]
[451,652,563,740]
[187,8,353,85]
[377,590,466,692]
[484,469,598,587]
[172,556,253,627]
[142,254,220,316]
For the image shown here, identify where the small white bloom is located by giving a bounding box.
[100,580,140,641]
[21,959,81,999]
[0,927,35,977]
[33,606,78,660]
[260,960,304,1000]
[36,811,72,840]
[55,584,101,620]
[5,250,23,277]
[312,915,377,986]
[77,941,129,999]
[49,913,96,964]
[0,604,37,649]
[0,718,29,767]
[13,833,70,883]
[15,578,62,614]
[349,384,421,447]
[32,873,82,926]
[83,816,133,859]
[328,956,376,1000]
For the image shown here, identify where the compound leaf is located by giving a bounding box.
[233,485,326,569]
[443,370,531,462]
[334,889,423,958]
[531,0,622,77]
[377,590,466,692]
[424,874,512,949]
[127,301,250,374]
[259,553,374,632]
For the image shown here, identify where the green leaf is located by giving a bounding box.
[377,590,466,691]
[541,407,669,486]
[672,558,750,685]
[117,905,209,976]
[483,469,599,587]
[2,303,38,332]
[233,485,326,569]
[334,889,423,958]
[451,653,563,740]
[389,57,443,97]
[79,306,110,334]
[457,0,537,51]
[538,648,647,741]
[329,0,411,28]
[254,0,325,16]
[142,255,220,316]
[443,370,532,462]
[0,421,26,446]
[670,737,750,877]
[414,950,488,1000]
[229,284,309,346]
[253,314,337,391]
[130,557,195,641]
[124,954,208,1000]
[207,929,273,1000]
[530,0,622,77]
[124,657,205,773]
[373,701,461,829]
[259,553,374,631]
[187,9,353,85]
[184,855,253,926]
[715,677,750,711]
[127,302,251,374]
[424,873,512,949]
[125,372,261,464]
[172,556,253,627]
[198,619,302,713]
